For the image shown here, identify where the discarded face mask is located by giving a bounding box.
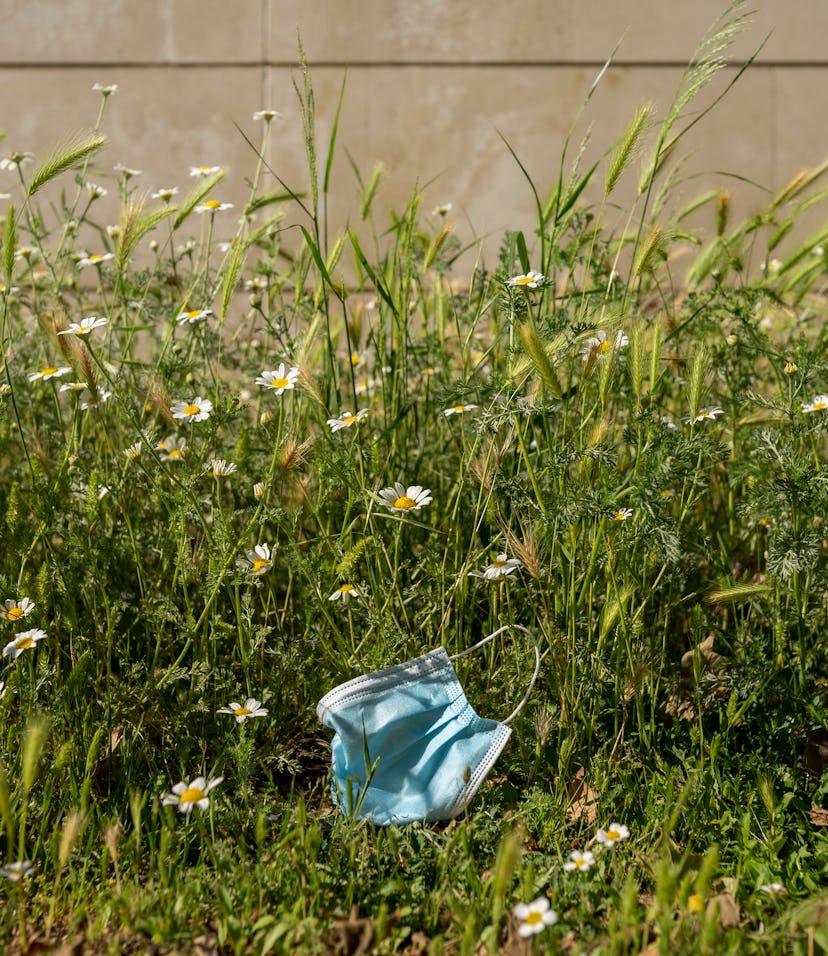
[316,624,540,826]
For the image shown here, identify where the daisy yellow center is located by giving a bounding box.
[454,405,466,412]
[606,829,620,840]
[815,402,827,410]
[252,558,270,573]
[203,200,221,209]
[16,637,34,650]
[393,495,416,510]
[42,367,58,376]
[513,276,535,285]
[340,585,355,594]
[6,607,24,620]
[492,559,507,568]
[89,255,105,262]
[270,377,289,388]
[574,858,587,868]
[179,786,205,804]
[525,912,543,927]
[597,340,612,355]
[235,706,251,716]
[661,490,673,498]
[167,450,182,459]
[183,404,201,416]
[688,894,704,914]
[343,415,358,425]
[615,512,625,520]
[187,310,201,319]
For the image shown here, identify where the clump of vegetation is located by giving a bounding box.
[1,7,827,953]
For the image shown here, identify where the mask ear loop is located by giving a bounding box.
[449,624,541,725]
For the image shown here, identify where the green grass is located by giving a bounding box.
[1,9,828,954]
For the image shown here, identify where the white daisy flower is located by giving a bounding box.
[253,109,284,121]
[253,481,266,499]
[208,459,237,477]
[159,435,187,462]
[176,308,213,325]
[612,508,633,522]
[802,395,828,414]
[161,776,223,814]
[124,442,142,461]
[442,403,478,417]
[28,365,72,382]
[237,543,273,576]
[152,187,179,201]
[761,258,782,274]
[513,898,558,937]
[328,583,361,603]
[378,482,433,513]
[0,860,34,882]
[217,698,268,723]
[195,200,234,214]
[190,165,221,178]
[0,681,5,699]
[77,253,114,269]
[563,849,595,873]
[92,82,118,96]
[595,823,630,846]
[57,315,108,336]
[3,628,47,659]
[759,882,787,897]
[432,203,453,217]
[2,598,35,622]
[59,382,88,392]
[79,388,112,411]
[86,183,107,199]
[15,246,38,261]
[327,409,368,432]
[255,364,300,395]
[171,397,213,423]
[0,283,19,294]
[114,163,141,178]
[0,152,34,171]
[508,271,544,289]
[582,329,629,360]
[469,554,521,581]
[691,407,725,423]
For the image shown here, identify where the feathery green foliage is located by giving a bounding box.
[0,15,827,955]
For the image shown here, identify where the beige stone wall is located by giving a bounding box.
[1,1,826,266]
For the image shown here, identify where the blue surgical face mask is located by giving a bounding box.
[316,625,540,826]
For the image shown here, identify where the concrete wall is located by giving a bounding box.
[1,1,826,265]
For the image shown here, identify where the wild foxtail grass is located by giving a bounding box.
[0,8,827,953]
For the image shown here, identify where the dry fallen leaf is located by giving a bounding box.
[565,767,599,826]
[660,634,727,721]
[810,803,828,827]
[707,892,740,929]
[325,906,401,956]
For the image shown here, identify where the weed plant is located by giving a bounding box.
[1,7,827,954]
